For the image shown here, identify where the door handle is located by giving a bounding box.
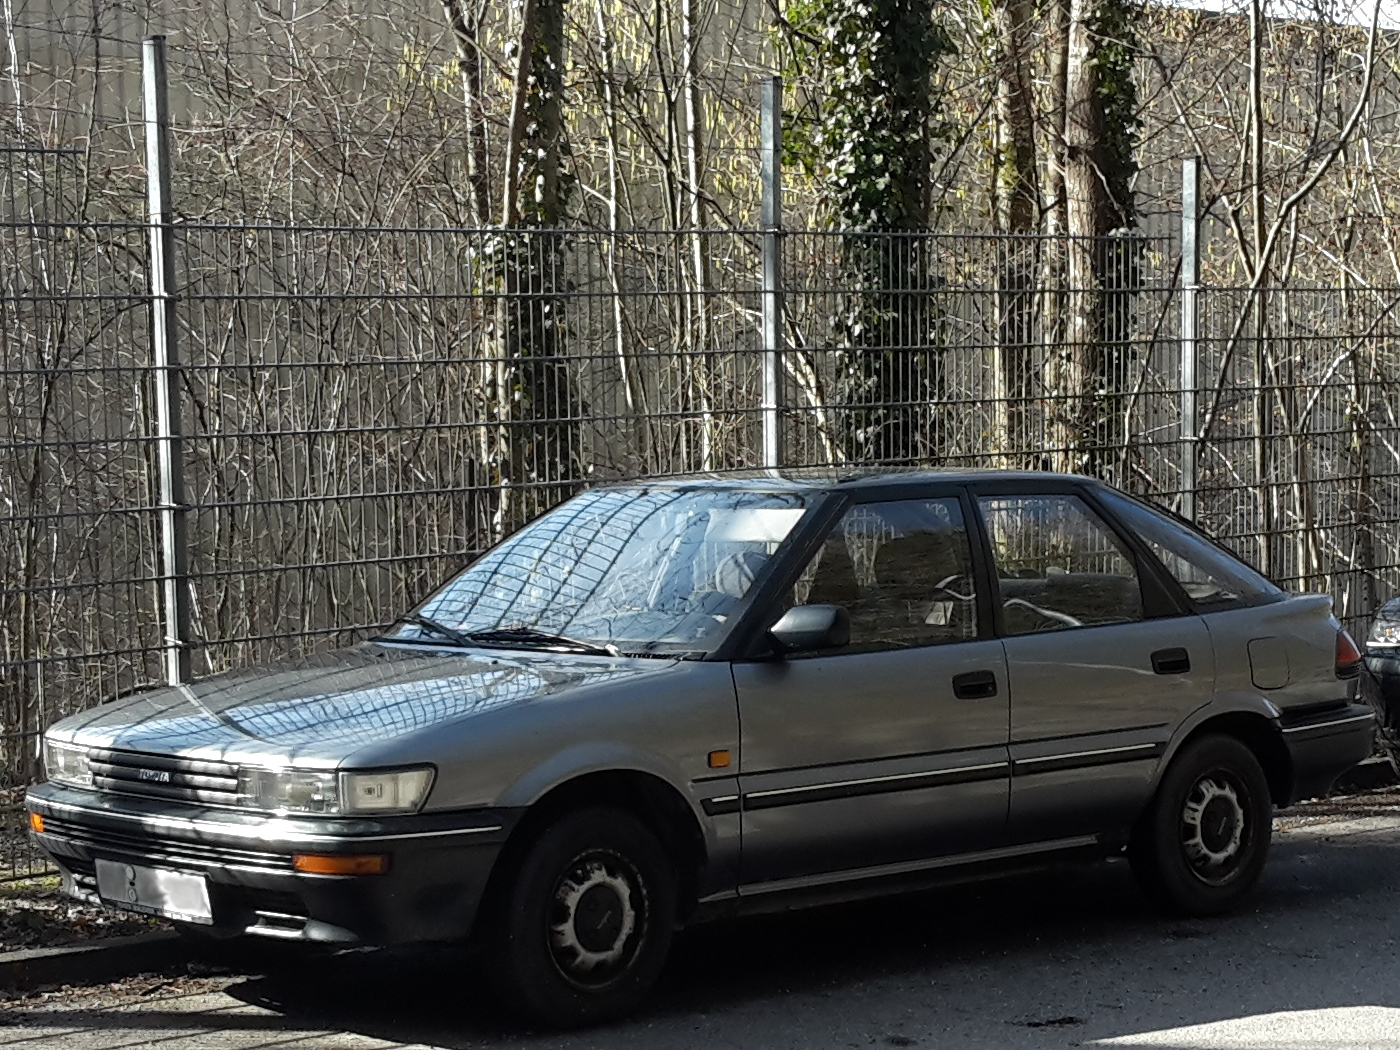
[1151,647,1191,675]
[952,670,998,700]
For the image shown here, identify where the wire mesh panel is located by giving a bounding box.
[5,181,1400,884]
[173,225,764,675]
[0,147,161,788]
[1193,283,1400,632]
[779,230,1184,491]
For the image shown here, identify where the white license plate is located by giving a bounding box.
[94,859,213,925]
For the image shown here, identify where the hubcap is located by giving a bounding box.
[1180,774,1248,883]
[547,851,644,987]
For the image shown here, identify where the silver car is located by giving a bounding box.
[27,471,1374,1025]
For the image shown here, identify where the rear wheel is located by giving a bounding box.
[1130,734,1273,916]
[487,806,676,1028]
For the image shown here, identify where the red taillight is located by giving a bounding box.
[1336,629,1363,678]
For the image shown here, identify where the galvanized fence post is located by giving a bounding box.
[760,76,785,470]
[1180,156,1201,522]
[143,36,192,685]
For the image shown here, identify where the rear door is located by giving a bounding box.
[733,491,1011,890]
[970,484,1215,844]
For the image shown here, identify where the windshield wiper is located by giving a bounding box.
[393,613,474,647]
[463,626,620,658]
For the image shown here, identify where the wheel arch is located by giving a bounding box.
[1161,706,1293,807]
[474,768,708,938]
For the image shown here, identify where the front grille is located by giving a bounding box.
[42,815,294,873]
[88,747,241,806]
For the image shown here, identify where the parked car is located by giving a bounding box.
[27,470,1373,1026]
[1363,597,1400,740]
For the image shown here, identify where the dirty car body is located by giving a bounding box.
[27,471,1374,1024]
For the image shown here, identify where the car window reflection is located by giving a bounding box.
[788,498,979,654]
[979,494,1144,634]
[402,489,807,654]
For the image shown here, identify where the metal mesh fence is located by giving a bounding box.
[173,224,764,676]
[7,143,1400,880]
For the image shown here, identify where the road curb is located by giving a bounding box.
[0,930,192,992]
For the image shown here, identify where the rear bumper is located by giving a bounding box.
[1280,702,1376,803]
[25,783,517,947]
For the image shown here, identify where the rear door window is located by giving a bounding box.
[978,494,1144,634]
[1093,489,1283,609]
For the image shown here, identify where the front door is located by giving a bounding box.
[974,490,1215,844]
[734,495,1010,890]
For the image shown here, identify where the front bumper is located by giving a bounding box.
[1363,652,1400,735]
[26,783,517,947]
[1280,701,1377,803]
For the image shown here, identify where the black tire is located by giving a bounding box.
[1130,734,1273,916]
[487,806,677,1028]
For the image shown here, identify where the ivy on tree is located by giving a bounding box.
[780,0,955,463]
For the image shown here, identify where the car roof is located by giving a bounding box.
[593,467,1105,495]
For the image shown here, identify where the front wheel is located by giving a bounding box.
[1130,735,1273,916]
[487,806,677,1028]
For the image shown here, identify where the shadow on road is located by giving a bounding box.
[210,828,1400,1047]
[7,821,1399,1049]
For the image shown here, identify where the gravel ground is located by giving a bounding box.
[0,787,1397,1049]
[0,877,166,953]
[0,786,166,952]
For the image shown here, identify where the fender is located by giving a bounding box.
[498,741,700,812]
[1148,688,1284,796]
[494,741,739,902]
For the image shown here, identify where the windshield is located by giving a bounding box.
[391,487,809,655]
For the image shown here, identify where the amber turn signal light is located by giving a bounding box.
[292,853,388,876]
[707,749,732,769]
[27,812,43,834]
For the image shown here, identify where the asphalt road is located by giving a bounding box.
[2,792,1400,1050]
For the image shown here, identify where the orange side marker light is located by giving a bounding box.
[27,812,43,834]
[292,853,388,876]
[707,750,732,769]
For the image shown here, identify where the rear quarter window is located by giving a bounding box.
[1094,489,1284,611]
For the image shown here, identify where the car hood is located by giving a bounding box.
[50,643,670,767]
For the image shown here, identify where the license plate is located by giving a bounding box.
[94,859,213,925]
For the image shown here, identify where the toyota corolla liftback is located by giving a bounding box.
[27,471,1374,1026]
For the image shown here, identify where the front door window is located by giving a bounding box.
[789,498,979,652]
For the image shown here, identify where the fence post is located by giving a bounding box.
[1180,156,1200,522]
[143,36,191,685]
[760,76,784,469]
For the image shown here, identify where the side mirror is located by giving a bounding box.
[768,604,850,654]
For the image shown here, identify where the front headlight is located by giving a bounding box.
[237,766,434,815]
[1369,619,1400,649]
[238,767,340,814]
[43,739,93,788]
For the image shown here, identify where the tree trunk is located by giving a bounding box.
[991,0,1038,235]
[440,0,491,226]
[500,0,542,228]
[1043,0,1071,238]
[681,0,715,468]
[1034,0,1072,470]
[532,0,567,226]
[989,0,1038,465]
[593,0,650,469]
[1051,0,1110,473]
